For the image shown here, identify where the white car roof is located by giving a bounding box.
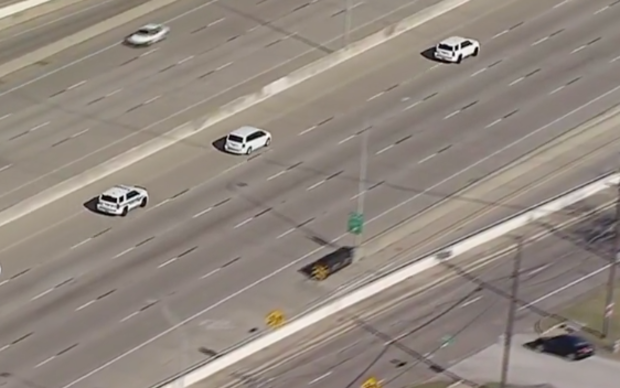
[229,126,262,137]
[101,185,144,198]
[439,36,469,46]
[140,23,162,31]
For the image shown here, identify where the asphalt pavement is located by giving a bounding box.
[210,192,620,388]
[1,0,620,387]
[0,0,442,208]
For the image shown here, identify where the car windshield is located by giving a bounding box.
[138,28,158,35]
[438,43,455,51]
[100,195,119,203]
[228,135,244,143]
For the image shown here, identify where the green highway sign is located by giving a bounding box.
[348,212,364,235]
[441,335,454,347]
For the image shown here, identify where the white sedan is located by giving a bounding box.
[125,24,170,46]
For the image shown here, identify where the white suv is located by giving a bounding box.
[96,185,149,216]
[224,126,272,155]
[434,36,480,63]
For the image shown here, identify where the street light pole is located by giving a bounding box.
[354,127,369,261]
[344,0,352,48]
[603,180,620,337]
[499,238,523,388]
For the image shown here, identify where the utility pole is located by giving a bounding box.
[603,180,620,337]
[499,238,523,388]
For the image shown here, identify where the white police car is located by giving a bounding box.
[96,185,149,216]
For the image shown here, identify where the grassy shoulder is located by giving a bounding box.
[537,283,620,357]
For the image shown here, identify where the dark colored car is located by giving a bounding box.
[525,334,595,360]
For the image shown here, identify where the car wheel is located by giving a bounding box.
[246,147,253,155]
[140,197,148,208]
[473,47,479,57]
[265,137,271,147]
[121,207,129,217]
[456,55,463,64]
[535,344,544,352]
[566,353,576,360]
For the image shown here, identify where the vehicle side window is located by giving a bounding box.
[461,41,472,49]
[126,191,140,201]
[247,132,260,141]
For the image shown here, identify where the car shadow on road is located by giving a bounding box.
[212,136,227,153]
[420,47,442,63]
[83,197,111,216]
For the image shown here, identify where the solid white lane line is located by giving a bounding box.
[67,80,86,90]
[594,5,609,14]
[418,153,437,164]
[306,180,325,191]
[234,218,253,228]
[367,91,384,101]
[509,77,524,86]
[71,128,90,138]
[532,36,548,46]
[112,247,134,259]
[549,85,564,95]
[571,45,586,54]
[76,300,96,311]
[120,311,139,323]
[376,144,393,155]
[267,171,286,180]
[178,55,194,64]
[200,268,220,279]
[460,296,482,308]
[299,126,317,135]
[338,135,355,144]
[158,258,177,268]
[443,110,460,120]
[208,18,225,26]
[143,95,161,105]
[35,356,56,368]
[106,88,123,97]
[31,288,54,301]
[70,238,91,250]
[404,100,421,110]
[140,48,159,57]
[485,118,502,128]
[30,122,50,132]
[277,228,295,239]
[308,372,332,385]
[193,207,213,218]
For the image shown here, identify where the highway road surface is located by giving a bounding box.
[207,192,619,388]
[1,0,620,387]
[0,0,441,208]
